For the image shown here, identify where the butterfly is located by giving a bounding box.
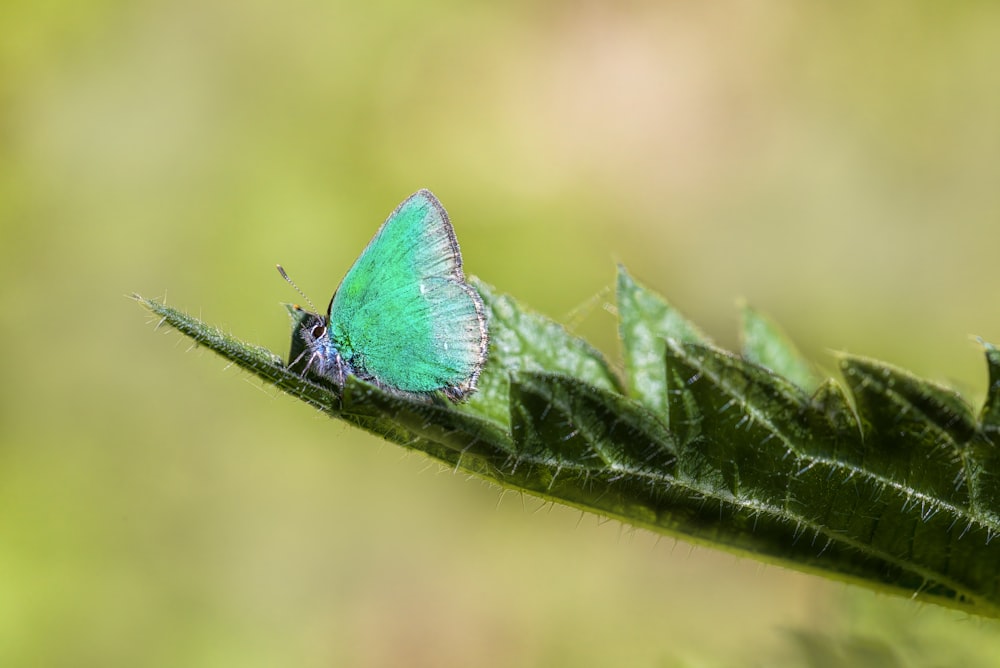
[280,190,488,402]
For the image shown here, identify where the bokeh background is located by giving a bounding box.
[3,1,1000,665]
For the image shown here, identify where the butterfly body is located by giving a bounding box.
[286,190,488,402]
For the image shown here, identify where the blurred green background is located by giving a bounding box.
[3,1,1000,665]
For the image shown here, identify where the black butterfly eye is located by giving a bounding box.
[311,325,326,338]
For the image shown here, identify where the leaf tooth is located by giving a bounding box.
[617,266,709,421]
[740,304,822,393]
[978,340,1000,431]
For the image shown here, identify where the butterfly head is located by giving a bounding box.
[283,303,326,373]
[278,265,330,372]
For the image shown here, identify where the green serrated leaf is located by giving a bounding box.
[741,304,821,393]
[136,269,1000,619]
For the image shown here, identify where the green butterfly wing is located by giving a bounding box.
[327,190,488,399]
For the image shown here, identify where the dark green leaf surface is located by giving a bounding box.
[135,268,1000,618]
